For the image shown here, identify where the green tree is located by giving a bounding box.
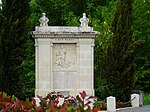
[133,0,150,92]
[89,0,115,7]
[1,0,31,96]
[13,38,35,100]
[0,7,4,88]
[92,1,116,99]
[105,0,144,101]
[30,0,70,26]
[68,0,87,16]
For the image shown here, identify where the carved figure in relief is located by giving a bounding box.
[39,13,49,26]
[54,44,76,69]
[55,44,67,68]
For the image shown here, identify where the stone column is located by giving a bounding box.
[78,38,95,95]
[36,38,52,96]
[34,38,39,96]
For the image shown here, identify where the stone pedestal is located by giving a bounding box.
[131,94,140,107]
[107,96,116,112]
[131,90,144,107]
[31,13,99,97]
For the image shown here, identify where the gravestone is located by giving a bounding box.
[31,13,99,97]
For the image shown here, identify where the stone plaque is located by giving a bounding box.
[53,71,77,89]
[53,44,76,70]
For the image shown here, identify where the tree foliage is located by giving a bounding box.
[105,0,144,101]
[93,1,116,99]
[133,0,150,92]
[0,8,4,87]
[1,0,33,98]
[0,0,149,100]
[30,0,71,26]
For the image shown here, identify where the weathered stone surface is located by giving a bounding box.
[32,13,99,97]
[131,90,144,107]
[107,96,116,112]
[53,44,76,70]
[131,94,140,107]
[53,71,77,89]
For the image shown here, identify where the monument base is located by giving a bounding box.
[77,89,95,96]
[35,89,54,97]
[35,89,94,97]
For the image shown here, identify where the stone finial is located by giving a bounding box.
[39,13,49,26]
[79,13,89,27]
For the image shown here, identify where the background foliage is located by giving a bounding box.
[133,0,150,92]
[0,0,149,101]
[0,0,34,100]
[105,0,145,101]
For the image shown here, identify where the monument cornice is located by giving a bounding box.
[31,32,99,38]
[31,13,100,39]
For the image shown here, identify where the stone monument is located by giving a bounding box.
[31,13,99,97]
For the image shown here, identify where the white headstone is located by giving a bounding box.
[107,96,116,112]
[131,94,140,107]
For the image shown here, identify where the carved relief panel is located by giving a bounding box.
[53,44,76,70]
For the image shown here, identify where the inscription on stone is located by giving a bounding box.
[54,38,76,41]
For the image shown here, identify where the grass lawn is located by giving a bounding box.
[144,93,150,105]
